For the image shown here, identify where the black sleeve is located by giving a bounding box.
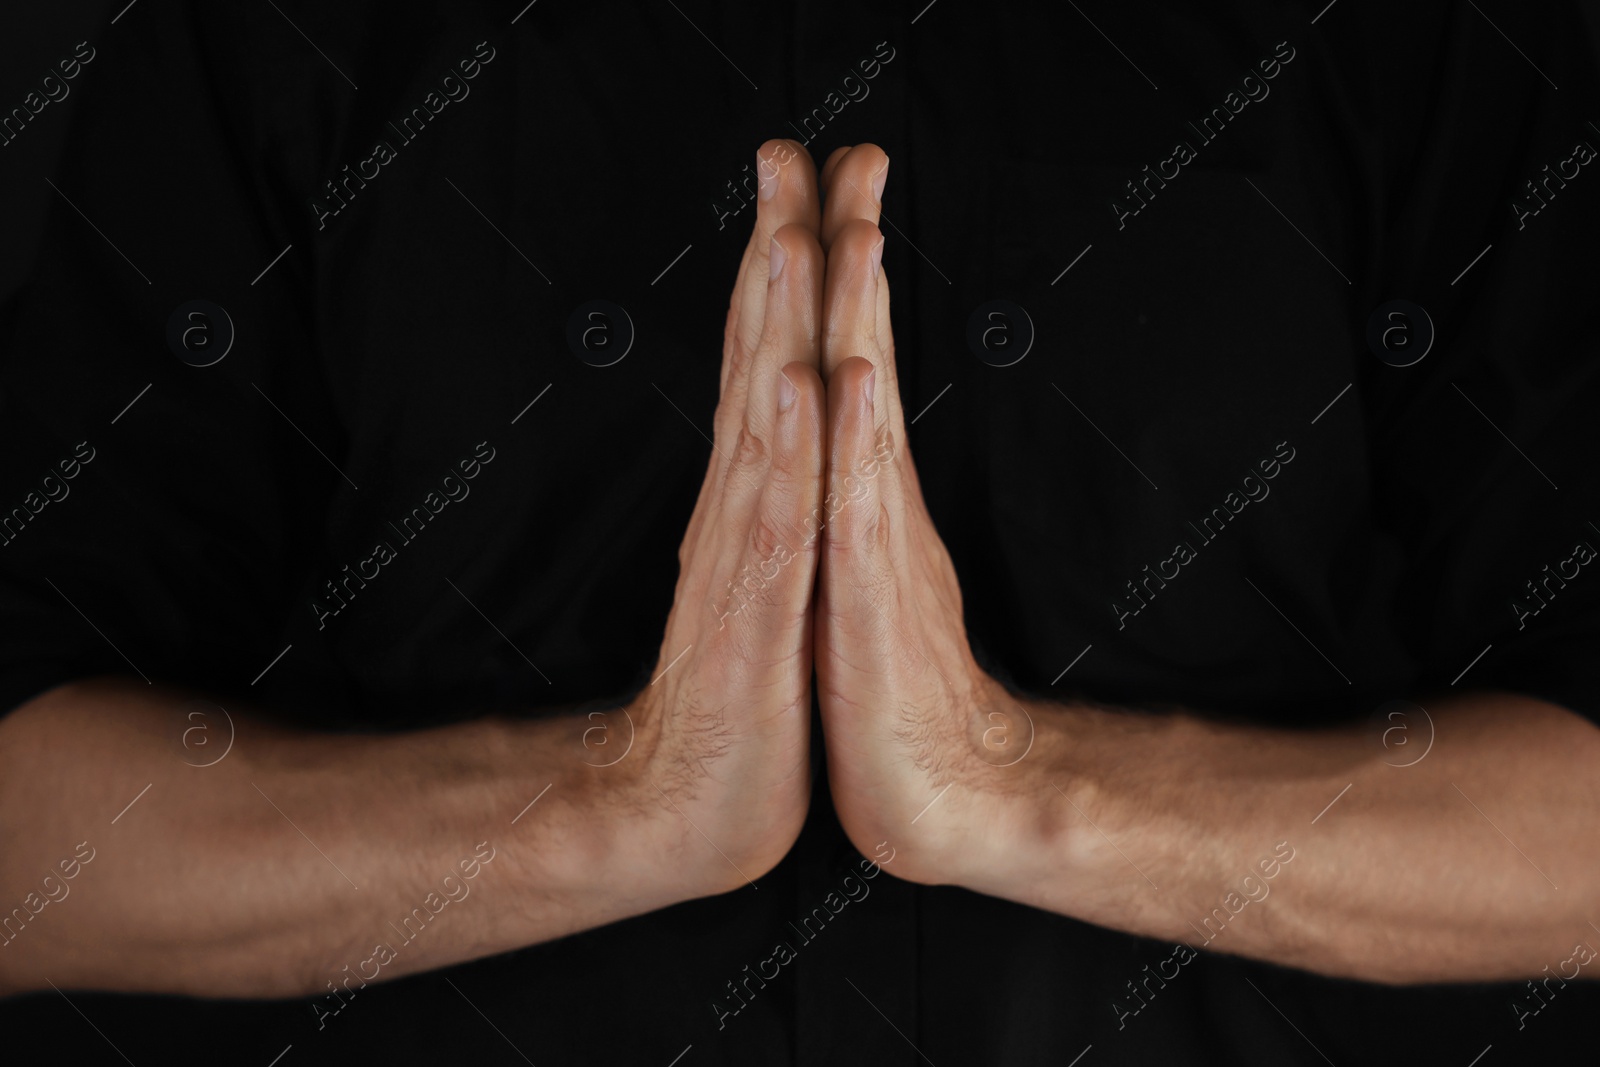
[0,2,340,714]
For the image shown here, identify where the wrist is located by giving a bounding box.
[945,696,1086,896]
[488,709,702,928]
[855,684,1069,893]
[615,686,810,901]
[987,703,1193,939]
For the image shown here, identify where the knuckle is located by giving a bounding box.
[711,518,803,639]
[765,441,813,497]
[723,309,742,366]
[825,495,890,554]
[825,326,882,367]
[749,513,796,568]
[723,335,756,385]
[730,420,767,471]
[711,401,741,452]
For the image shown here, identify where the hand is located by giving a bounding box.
[619,140,828,898]
[813,145,1038,889]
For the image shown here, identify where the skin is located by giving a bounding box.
[0,138,836,998]
[813,143,1600,987]
[3,138,1594,1000]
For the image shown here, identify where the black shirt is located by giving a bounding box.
[3,1,1599,1063]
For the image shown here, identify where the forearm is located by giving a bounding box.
[978,691,1600,984]
[0,677,683,998]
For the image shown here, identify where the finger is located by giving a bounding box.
[821,219,901,431]
[820,356,892,595]
[717,141,819,464]
[716,362,826,669]
[819,145,851,193]
[728,140,820,373]
[717,222,824,529]
[702,141,820,560]
[721,238,755,396]
[821,144,889,253]
[870,255,920,509]
[747,223,824,434]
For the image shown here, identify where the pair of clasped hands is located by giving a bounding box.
[619,141,1034,896]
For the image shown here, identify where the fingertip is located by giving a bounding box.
[770,223,822,279]
[820,145,890,252]
[831,219,884,302]
[820,145,852,190]
[782,358,824,390]
[835,355,875,400]
[779,360,825,429]
[843,144,889,201]
[756,137,800,175]
[837,143,888,198]
[756,138,818,215]
[828,357,877,441]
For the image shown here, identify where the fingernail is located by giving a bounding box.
[778,371,798,413]
[758,150,779,201]
[769,235,787,280]
[869,236,884,275]
[871,157,889,203]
